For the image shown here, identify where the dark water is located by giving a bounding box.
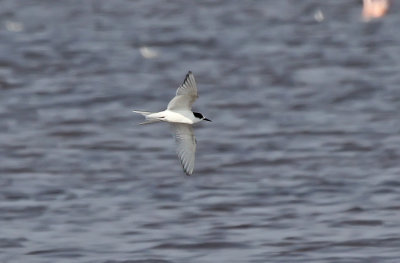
[1,0,400,262]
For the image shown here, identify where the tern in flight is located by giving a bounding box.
[133,71,211,175]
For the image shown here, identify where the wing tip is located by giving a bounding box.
[184,71,193,83]
[180,160,194,176]
[184,169,193,176]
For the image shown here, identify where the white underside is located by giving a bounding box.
[147,110,200,124]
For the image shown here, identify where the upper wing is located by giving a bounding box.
[170,123,196,175]
[167,71,199,110]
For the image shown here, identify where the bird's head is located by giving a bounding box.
[193,112,211,122]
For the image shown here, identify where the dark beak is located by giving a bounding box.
[203,118,212,122]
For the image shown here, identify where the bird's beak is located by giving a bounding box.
[203,118,212,122]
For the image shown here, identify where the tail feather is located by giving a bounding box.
[133,110,160,125]
[132,110,152,116]
[139,119,160,125]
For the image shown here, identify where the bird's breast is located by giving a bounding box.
[163,110,194,124]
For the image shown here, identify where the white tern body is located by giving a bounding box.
[133,71,211,176]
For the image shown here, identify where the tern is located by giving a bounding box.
[133,71,211,176]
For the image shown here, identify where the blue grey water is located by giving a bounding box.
[1,0,400,262]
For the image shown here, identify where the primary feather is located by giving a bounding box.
[167,71,198,111]
[170,123,196,175]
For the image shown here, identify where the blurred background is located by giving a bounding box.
[1,0,400,262]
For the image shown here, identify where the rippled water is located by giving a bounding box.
[1,0,400,262]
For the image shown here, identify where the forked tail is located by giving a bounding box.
[132,110,152,116]
[132,110,159,125]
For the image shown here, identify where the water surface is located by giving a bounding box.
[1,0,400,262]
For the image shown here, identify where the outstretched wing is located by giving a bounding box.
[167,71,199,111]
[170,123,196,175]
